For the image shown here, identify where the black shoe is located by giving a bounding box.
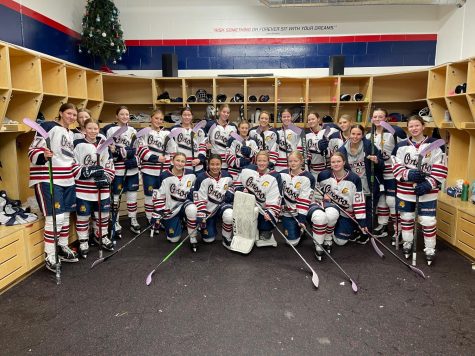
[402,242,413,258]
[323,243,332,254]
[314,249,324,261]
[373,224,388,238]
[190,237,198,252]
[58,245,79,263]
[355,234,369,245]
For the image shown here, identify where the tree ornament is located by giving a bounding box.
[102,32,106,37]
[113,60,117,64]
[110,42,114,46]
[89,33,93,37]
[118,56,122,60]
[78,47,82,53]
[96,15,100,22]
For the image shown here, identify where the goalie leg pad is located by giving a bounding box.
[230,192,258,253]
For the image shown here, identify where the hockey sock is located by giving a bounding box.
[59,212,70,246]
[422,225,436,249]
[185,204,197,237]
[377,197,390,226]
[94,211,109,238]
[400,216,415,243]
[76,214,90,242]
[126,191,138,218]
[144,195,153,222]
[222,208,233,241]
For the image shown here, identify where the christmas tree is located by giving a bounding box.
[80,0,126,67]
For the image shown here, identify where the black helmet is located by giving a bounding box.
[157,91,170,100]
[216,94,227,102]
[196,89,208,102]
[206,93,213,103]
[259,94,270,102]
[340,94,351,101]
[187,95,197,103]
[353,93,364,101]
[230,93,244,102]
[248,95,257,102]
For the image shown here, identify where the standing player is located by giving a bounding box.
[28,103,80,272]
[170,107,207,173]
[150,153,198,250]
[317,152,367,248]
[234,151,282,247]
[305,111,328,180]
[279,151,315,246]
[72,108,91,141]
[205,104,237,169]
[225,120,259,180]
[74,118,115,257]
[192,154,234,249]
[338,124,384,243]
[249,111,278,167]
[367,108,407,242]
[275,108,302,171]
[391,115,447,264]
[102,106,141,235]
[137,109,177,223]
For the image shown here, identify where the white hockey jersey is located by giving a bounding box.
[391,137,447,203]
[205,121,237,169]
[234,165,282,221]
[137,128,178,176]
[275,127,303,172]
[248,127,279,165]
[366,125,406,180]
[102,124,138,177]
[170,125,207,172]
[152,169,196,220]
[192,171,234,218]
[28,121,80,187]
[73,138,115,201]
[279,170,315,223]
[225,136,259,180]
[317,169,366,225]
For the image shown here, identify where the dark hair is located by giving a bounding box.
[180,106,193,115]
[407,115,425,126]
[116,105,129,115]
[208,154,222,164]
[281,108,292,115]
[372,108,388,117]
[56,103,77,121]
[238,120,250,128]
[218,104,230,112]
[350,124,365,134]
[307,111,320,119]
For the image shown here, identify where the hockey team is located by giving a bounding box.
[28,103,448,274]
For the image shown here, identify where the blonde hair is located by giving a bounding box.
[288,150,303,162]
[255,150,270,161]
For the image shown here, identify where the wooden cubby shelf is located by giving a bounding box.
[2,38,475,292]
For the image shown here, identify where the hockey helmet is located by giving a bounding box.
[196,89,208,103]
[259,94,270,102]
[388,112,404,122]
[187,95,197,103]
[418,107,433,123]
[216,94,227,103]
[353,93,364,101]
[157,91,170,100]
[455,82,467,94]
[230,93,244,102]
[206,105,216,120]
[248,95,258,102]
[340,94,351,102]
[206,93,213,103]
[322,115,334,123]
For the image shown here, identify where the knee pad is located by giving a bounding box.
[185,204,197,219]
[400,211,415,221]
[126,191,137,201]
[222,208,233,224]
[419,215,436,227]
[333,235,348,246]
[311,210,328,226]
[325,207,339,226]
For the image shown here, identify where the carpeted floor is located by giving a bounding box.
[1,217,474,355]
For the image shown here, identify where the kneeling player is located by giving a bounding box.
[235,151,282,247]
[151,153,198,251]
[192,154,234,249]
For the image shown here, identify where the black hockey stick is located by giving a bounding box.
[190,120,207,173]
[23,118,61,284]
[256,206,319,289]
[314,186,426,279]
[290,215,358,293]
[145,204,221,286]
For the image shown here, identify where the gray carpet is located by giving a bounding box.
[1,217,474,355]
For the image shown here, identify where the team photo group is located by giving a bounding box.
[26,101,448,281]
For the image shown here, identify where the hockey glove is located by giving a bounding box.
[124,147,136,159]
[81,165,104,179]
[317,137,329,153]
[148,155,159,163]
[94,175,110,189]
[414,180,433,196]
[124,158,138,169]
[240,145,252,158]
[239,157,252,168]
[407,169,426,183]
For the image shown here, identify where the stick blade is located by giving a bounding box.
[409,265,426,279]
[230,131,243,142]
[420,138,445,156]
[90,257,105,269]
[311,272,319,288]
[145,270,155,285]
[193,119,207,132]
[370,238,385,258]
[350,279,358,293]
[136,126,152,139]
[23,118,49,139]
[379,121,396,135]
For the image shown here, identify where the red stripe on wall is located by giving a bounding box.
[125,34,437,47]
[1,0,80,39]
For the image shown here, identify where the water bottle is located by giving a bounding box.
[461,181,470,201]
[356,107,363,123]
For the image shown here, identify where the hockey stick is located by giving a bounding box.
[256,206,319,288]
[322,126,331,169]
[290,215,358,293]
[412,138,445,266]
[370,122,376,237]
[314,186,426,279]
[145,204,221,286]
[23,118,61,284]
[91,223,153,269]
